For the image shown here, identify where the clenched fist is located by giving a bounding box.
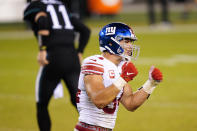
[121,62,138,82]
[149,66,163,85]
[142,66,163,94]
[37,50,49,66]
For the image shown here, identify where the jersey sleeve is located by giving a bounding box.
[70,17,91,53]
[23,1,46,22]
[81,57,104,75]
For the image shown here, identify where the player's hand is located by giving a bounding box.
[141,66,163,95]
[149,66,163,86]
[121,62,138,82]
[37,50,49,66]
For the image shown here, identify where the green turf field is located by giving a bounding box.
[0,12,197,131]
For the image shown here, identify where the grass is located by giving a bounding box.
[0,11,197,131]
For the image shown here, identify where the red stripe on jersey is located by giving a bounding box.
[82,65,104,75]
[75,122,112,131]
[76,89,81,103]
[85,62,103,67]
[82,71,103,75]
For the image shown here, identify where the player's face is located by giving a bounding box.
[119,39,133,57]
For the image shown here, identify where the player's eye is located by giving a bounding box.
[125,40,131,43]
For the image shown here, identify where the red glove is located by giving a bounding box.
[149,66,163,82]
[121,62,138,82]
[142,66,163,94]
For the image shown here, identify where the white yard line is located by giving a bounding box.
[137,54,197,66]
[0,93,69,103]
[91,24,197,35]
[1,24,197,40]
[0,30,33,40]
[133,24,197,34]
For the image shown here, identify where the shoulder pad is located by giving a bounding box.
[23,1,46,21]
[81,55,104,75]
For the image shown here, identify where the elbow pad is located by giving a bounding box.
[37,16,50,31]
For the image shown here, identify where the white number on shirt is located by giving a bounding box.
[47,5,73,30]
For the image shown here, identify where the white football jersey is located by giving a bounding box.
[76,55,125,129]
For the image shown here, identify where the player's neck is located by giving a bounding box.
[102,52,122,66]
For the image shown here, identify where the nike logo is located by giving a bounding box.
[127,72,135,75]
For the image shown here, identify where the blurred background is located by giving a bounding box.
[0,0,197,131]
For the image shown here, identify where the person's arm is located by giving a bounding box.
[120,84,148,111]
[84,74,121,109]
[35,12,49,36]
[35,12,50,66]
[71,17,91,54]
[83,61,138,109]
[23,1,49,66]
[121,66,163,112]
[71,18,90,64]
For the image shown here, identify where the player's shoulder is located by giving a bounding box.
[23,1,46,21]
[81,55,105,75]
[83,55,105,65]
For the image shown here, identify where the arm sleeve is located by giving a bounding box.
[70,17,91,53]
[24,1,49,50]
[36,16,50,31]
[36,16,50,50]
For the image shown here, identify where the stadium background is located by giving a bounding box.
[0,0,197,130]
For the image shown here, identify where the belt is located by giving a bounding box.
[75,121,112,131]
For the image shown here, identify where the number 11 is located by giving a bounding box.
[47,5,73,30]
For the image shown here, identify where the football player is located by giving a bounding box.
[74,22,163,131]
[23,0,90,131]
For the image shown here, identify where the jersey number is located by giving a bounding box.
[47,5,73,29]
[103,99,117,114]
[76,89,81,103]
[103,95,122,114]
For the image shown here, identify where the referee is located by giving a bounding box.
[23,0,90,131]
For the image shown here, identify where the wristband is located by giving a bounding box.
[142,80,156,94]
[113,77,127,90]
[39,45,47,51]
[38,35,48,50]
